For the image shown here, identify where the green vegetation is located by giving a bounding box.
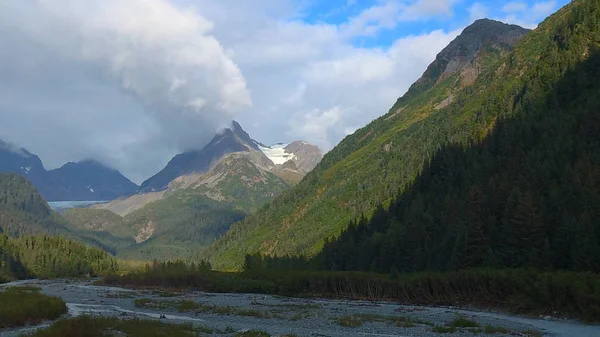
[278,0,600,278]
[135,298,274,319]
[204,0,600,273]
[0,233,118,281]
[64,155,289,261]
[0,172,132,256]
[448,316,479,328]
[0,173,66,237]
[203,20,530,270]
[0,286,67,329]
[103,262,600,322]
[21,316,214,337]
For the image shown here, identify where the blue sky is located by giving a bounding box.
[301,0,570,47]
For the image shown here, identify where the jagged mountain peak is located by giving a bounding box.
[140,121,323,192]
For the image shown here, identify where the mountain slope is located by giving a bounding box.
[0,142,138,201]
[0,173,62,237]
[313,0,600,273]
[69,152,290,260]
[139,121,258,192]
[123,152,289,260]
[0,173,133,254]
[47,160,138,201]
[203,19,541,269]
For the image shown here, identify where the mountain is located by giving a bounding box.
[0,141,138,201]
[46,160,138,201]
[203,18,544,269]
[0,141,58,198]
[71,151,289,260]
[139,121,258,192]
[140,121,322,192]
[0,173,63,237]
[0,172,134,254]
[297,0,600,274]
[257,141,323,173]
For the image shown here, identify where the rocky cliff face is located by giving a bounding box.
[283,141,323,172]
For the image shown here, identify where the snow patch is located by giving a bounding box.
[257,143,297,165]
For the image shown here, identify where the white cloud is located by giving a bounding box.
[469,3,489,21]
[0,0,464,183]
[502,1,528,13]
[400,0,460,21]
[0,0,249,182]
[288,107,344,149]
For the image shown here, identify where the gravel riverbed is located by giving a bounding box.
[1,279,599,337]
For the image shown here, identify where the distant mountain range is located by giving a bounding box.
[81,122,322,260]
[0,140,137,201]
[0,121,322,203]
[0,122,322,260]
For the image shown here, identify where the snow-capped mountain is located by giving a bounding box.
[139,121,323,193]
[257,141,322,172]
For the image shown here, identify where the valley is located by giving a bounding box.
[1,0,600,336]
[3,278,600,337]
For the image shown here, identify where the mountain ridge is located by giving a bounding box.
[139,121,322,192]
[202,17,541,269]
[0,142,138,202]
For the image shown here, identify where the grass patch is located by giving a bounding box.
[335,314,425,328]
[21,316,213,337]
[448,315,480,328]
[0,286,67,329]
[11,285,42,292]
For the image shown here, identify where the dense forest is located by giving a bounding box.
[0,234,118,282]
[0,173,64,237]
[235,0,600,273]
[310,0,600,274]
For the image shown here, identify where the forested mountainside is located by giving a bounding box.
[0,234,118,282]
[204,18,533,269]
[0,173,65,237]
[310,0,600,273]
[0,173,132,255]
[206,0,599,271]
[66,153,289,260]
